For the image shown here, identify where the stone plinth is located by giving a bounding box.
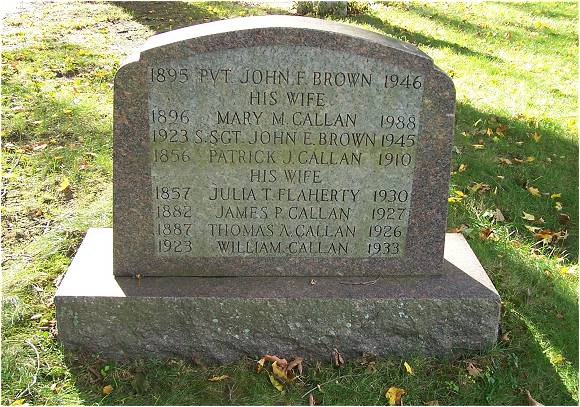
[55,228,500,362]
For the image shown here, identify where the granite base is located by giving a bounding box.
[55,228,500,362]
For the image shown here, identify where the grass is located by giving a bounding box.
[1,1,578,405]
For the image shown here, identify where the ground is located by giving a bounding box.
[1,1,578,405]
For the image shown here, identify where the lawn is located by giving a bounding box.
[1,1,578,405]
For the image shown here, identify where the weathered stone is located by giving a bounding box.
[113,15,455,277]
[56,229,500,362]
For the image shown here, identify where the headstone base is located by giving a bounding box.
[55,228,500,362]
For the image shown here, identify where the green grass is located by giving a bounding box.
[1,1,578,405]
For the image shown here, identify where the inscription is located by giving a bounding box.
[148,46,423,257]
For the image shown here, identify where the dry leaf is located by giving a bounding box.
[208,374,230,382]
[472,144,485,149]
[525,225,541,233]
[526,156,535,162]
[58,176,71,192]
[498,157,512,165]
[385,387,406,406]
[449,224,468,233]
[102,385,113,395]
[531,132,541,142]
[287,357,304,374]
[466,362,481,377]
[10,400,26,406]
[493,209,505,222]
[272,361,288,382]
[513,157,524,164]
[469,182,491,193]
[426,401,439,406]
[525,389,543,406]
[309,393,316,406]
[257,357,266,373]
[479,228,493,240]
[269,373,284,391]
[501,331,510,342]
[522,212,536,221]
[403,361,414,375]
[310,279,317,285]
[458,163,467,172]
[527,186,541,197]
[333,348,344,367]
[554,202,563,211]
[558,213,570,224]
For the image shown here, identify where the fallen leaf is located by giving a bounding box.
[551,354,566,365]
[102,385,113,395]
[525,389,544,406]
[58,177,71,193]
[527,186,541,197]
[333,348,344,367]
[522,212,536,221]
[554,202,563,211]
[472,144,485,149]
[272,361,288,381]
[10,400,25,406]
[309,393,316,406]
[208,374,230,382]
[550,193,562,199]
[498,157,513,165]
[449,224,468,233]
[526,156,535,162]
[466,362,481,377]
[558,213,570,224]
[469,182,491,193]
[287,357,304,375]
[458,163,467,172]
[501,331,510,342]
[479,228,493,240]
[525,225,541,233]
[50,382,58,393]
[531,132,541,142]
[386,387,406,406]
[426,401,439,406]
[257,358,266,373]
[403,361,414,375]
[493,209,505,222]
[269,372,284,391]
[310,279,317,285]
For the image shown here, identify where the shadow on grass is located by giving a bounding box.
[113,1,290,34]
[348,13,502,62]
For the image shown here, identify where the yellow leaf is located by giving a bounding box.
[472,144,485,149]
[62,109,73,115]
[526,156,535,162]
[102,385,113,395]
[269,373,284,391]
[498,157,512,165]
[531,132,541,142]
[403,361,414,375]
[527,186,541,197]
[10,400,25,406]
[272,361,288,381]
[453,190,465,197]
[554,201,563,211]
[256,357,266,373]
[386,387,406,406]
[58,176,70,192]
[448,197,462,203]
[458,163,467,172]
[522,212,535,221]
[208,374,230,382]
[550,193,561,199]
[551,354,566,365]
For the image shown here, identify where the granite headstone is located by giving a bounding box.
[56,16,501,361]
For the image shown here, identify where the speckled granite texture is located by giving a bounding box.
[113,16,456,277]
[56,229,500,361]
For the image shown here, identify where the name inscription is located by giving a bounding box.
[147,46,423,257]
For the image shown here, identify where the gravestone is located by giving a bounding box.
[55,16,500,361]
